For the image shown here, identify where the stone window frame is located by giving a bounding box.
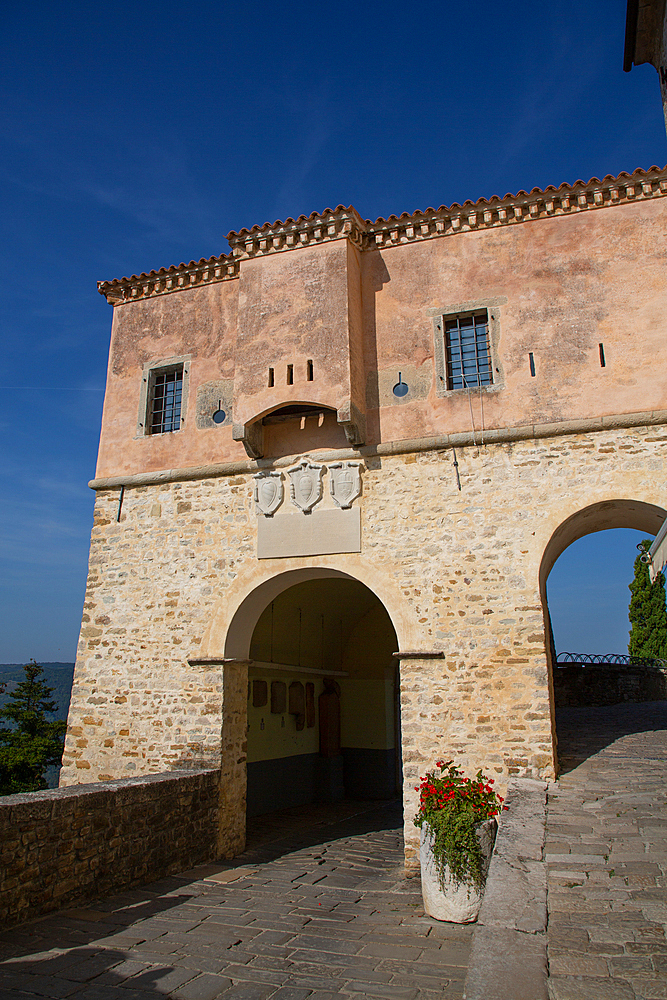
[136,354,191,438]
[429,298,506,399]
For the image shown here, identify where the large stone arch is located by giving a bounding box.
[201,556,415,660]
[201,557,412,846]
[538,498,667,768]
[539,499,666,592]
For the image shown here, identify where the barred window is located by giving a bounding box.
[149,367,183,434]
[444,312,493,390]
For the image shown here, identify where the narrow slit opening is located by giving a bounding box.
[599,343,606,368]
[307,359,314,381]
[287,364,294,385]
[268,367,274,387]
[529,352,536,377]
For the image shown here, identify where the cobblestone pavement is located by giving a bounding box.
[0,799,472,1000]
[547,701,667,1000]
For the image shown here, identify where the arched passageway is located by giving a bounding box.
[540,500,665,590]
[540,500,667,771]
[225,571,400,817]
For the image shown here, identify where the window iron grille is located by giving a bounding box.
[150,368,183,434]
[444,313,493,390]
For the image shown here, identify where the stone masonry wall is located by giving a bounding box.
[61,423,667,870]
[0,770,221,929]
[553,663,667,706]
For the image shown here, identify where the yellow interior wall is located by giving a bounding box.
[339,605,398,749]
[246,666,324,763]
[339,678,395,749]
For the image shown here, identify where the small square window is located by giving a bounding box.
[136,355,190,438]
[433,301,503,398]
[444,312,493,390]
[149,367,183,434]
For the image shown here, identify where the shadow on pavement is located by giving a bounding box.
[0,944,183,998]
[0,800,404,977]
[556,699,667,773]
[0,892,198,997]
[0,798,424,1000]
[241,797,403,865]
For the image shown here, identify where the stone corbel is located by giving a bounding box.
[337,400,366,448]
[233,420,264,459]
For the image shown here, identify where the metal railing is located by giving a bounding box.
[556,651,667,669]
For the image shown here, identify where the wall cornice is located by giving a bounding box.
[226,205,368,259]
[88,407,667,491]
[366,165,667,247]
[97,255,239,306]
[97,166,667,305]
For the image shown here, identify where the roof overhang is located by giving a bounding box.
[97,167,667,306]
[624,0,667,71]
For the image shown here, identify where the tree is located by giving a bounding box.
[628,541,667,661]
[0,660,66,795]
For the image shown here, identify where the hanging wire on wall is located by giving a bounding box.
[462,374,477,448]
[298,607,302,667]
[479,381,485,448]
[320,614,325,670]
[270,601,275,663]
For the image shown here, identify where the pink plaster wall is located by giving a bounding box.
[95,197,667,480]
[233,242,358,424]
[96,280,243,478]
[369,199,667,443]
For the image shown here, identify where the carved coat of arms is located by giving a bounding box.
[288,461,324,513]
[329,462,362,509]
[253,471,283,516]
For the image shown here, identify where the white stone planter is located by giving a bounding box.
[419,818,497,923]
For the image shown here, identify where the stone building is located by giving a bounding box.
[61,165,667,868]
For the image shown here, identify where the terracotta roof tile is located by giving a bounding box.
[98,166,667,304]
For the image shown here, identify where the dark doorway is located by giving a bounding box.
[245,577,400,817]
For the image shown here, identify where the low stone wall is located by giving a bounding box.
[0,769,222,929]
[553,663,667,707]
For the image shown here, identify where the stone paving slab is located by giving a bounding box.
[0,800,472,1000]
[547,701,667,1000]
[463,778,549,1000]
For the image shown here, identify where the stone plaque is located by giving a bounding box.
[271,681,286,714]
[252,679,268,707]
[289,681,305,731]
[253,471,283,516]
[257,507,361,559]
[288,461,324,512]
[329,462,362,508]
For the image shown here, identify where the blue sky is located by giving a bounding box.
[547,529,650,654]
[0,1,665,663]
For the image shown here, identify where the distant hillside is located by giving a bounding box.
[0,662,75,722]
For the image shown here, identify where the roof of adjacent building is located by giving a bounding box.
[624,0,667,71]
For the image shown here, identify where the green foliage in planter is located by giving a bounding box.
[414,760,505,891]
